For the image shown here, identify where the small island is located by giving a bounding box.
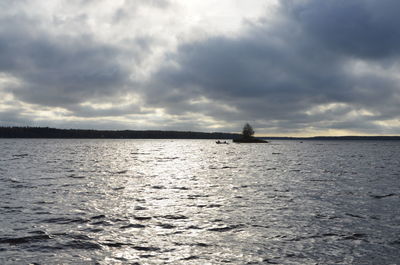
[233,123,268,143]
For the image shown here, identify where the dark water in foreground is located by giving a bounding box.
[0,139,399,264]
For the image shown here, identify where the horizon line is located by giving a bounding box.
[1,126,400,139]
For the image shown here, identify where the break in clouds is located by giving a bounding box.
[0,0,400,135]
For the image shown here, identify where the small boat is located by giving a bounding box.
[216,140,229,144]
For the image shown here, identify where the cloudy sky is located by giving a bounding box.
[1,0,400,136]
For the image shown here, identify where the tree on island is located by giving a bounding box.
[233,123,267,143]
[242,123,255,138]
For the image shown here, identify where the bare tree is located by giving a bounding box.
[242,123,254,138]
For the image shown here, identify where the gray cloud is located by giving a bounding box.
[285,0,400,59]
[143,0,400,134]
[0,109,31,127]
[0,1,167,127]
[0,15,131,106]
[1,0,400,134]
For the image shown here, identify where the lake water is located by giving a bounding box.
[0,139,399,264]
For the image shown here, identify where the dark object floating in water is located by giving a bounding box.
[0,234,52,245]
[216,140,229,144]
[390,239,400,245]
[120,223,146,229]
[132,246,161,252]
[151,185,165,189]
[68,174,86,179]
[157,223,176,229]
[91,214,106,219]
[342,233,367,240]
[12,153,29,157]
[133,216,152,221]
[181,255,200,260]
[160,214,188,220]
[370,193,396,199]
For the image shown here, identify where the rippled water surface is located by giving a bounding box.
[0,139,399,264]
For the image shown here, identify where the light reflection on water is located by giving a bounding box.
[0,139,399,264]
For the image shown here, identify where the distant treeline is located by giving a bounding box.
[0,127,240,139]
[1,127,399,140]
[262,136,400,141]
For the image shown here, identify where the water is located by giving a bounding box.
[0,139,399,264]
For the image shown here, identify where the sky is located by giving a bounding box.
[0,0,400,136]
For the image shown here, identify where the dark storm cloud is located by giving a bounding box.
[0,15,133,107]
[144,0,400,133]
[0,0,171,128]
[285,0,400,59]
[0,0,178,125]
